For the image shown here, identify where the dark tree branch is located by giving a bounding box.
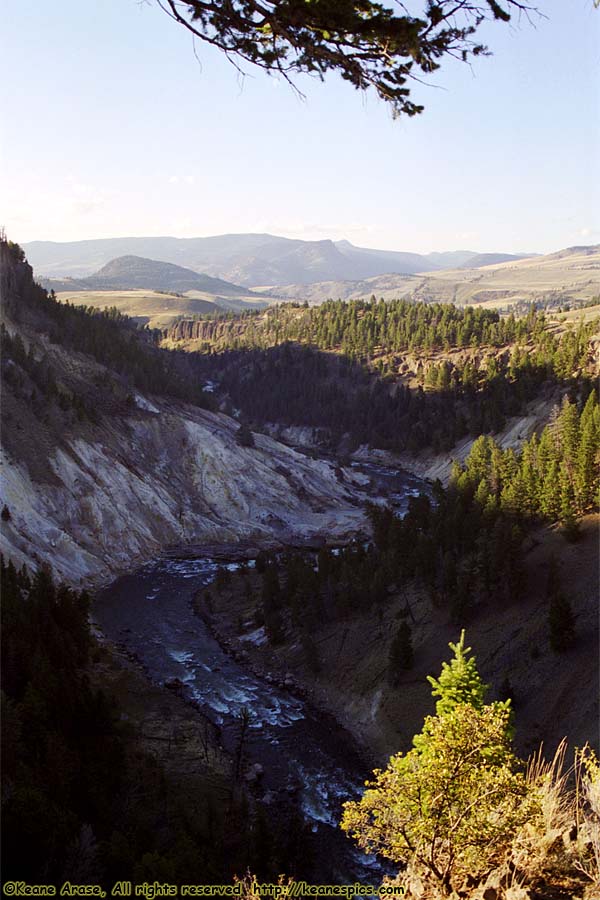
[155,0,540,116]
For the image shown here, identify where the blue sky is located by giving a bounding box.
[1,0,598,253]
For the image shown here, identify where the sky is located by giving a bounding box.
[1,0,599,254]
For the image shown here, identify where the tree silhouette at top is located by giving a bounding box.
[156,0,537,117]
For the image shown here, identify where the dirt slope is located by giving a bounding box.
[204,515,599,766]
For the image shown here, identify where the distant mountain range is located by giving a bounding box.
[40,255,250,296]
[255,244,600,307]
[30,242,599,316]
[24,234,534,288]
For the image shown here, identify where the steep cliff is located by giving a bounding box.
[0,241,367,585]
[0,403,368,586]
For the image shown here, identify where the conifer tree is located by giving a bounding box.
[559,462,580,540]
[342,635,523,894]
[236,423,255,448]
[388,622,414,683]
[548,593,576,652]
[557,395,580,463]
[520,435,539,516]
[540,458,561,521]
[427,630,490,716]
[575,391,600,512]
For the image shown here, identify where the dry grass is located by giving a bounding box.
[56,288,265,327]
[508,741,600,895]
[511,740,575,878]
[573,746,600,889]
[380,742,600,899]
[264,246,600,307]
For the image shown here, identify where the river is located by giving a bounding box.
[93,461,427,883]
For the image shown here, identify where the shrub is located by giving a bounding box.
[236,424,255,448]
[342,634,526,894]
[341,634,599,898]
[388,621,414,684]
[548,593,576,652]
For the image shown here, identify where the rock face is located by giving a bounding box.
[0,240,368,587]
[0,399,366,586]
[352,395,559,485]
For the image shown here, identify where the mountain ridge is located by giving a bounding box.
[23,233,535,286]
[255,244,600,307]
[41,254,252,296]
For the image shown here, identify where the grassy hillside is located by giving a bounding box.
[86,254,249,294]
[40,254,270,325]
[55,288,267,328]
[255,244,600,307]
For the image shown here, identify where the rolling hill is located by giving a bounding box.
[52,290,248,328]
[24,233,534,287]
[40,255,269,326]
[256,244,600,307]
[41,254,251,295]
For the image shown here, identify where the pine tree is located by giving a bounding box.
[388,621,414,684]
[557,395,580,465]
[559,462,580,541]
[465,435,494,487]
[474,477,491,509]
[539,458,561,521]
[449,560,478,625]
[548,593,576,652]
[236,423,255,447]
[575,391,600,512]
[520,435,540,516]
[342,636,523,894]
[489,444,505,499]
[427,630,490,717]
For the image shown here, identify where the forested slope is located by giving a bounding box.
[162,299,599,456]
[199,394,599,763]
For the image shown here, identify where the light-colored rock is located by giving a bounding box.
[0,398,367,586]
[503,888,531,900]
